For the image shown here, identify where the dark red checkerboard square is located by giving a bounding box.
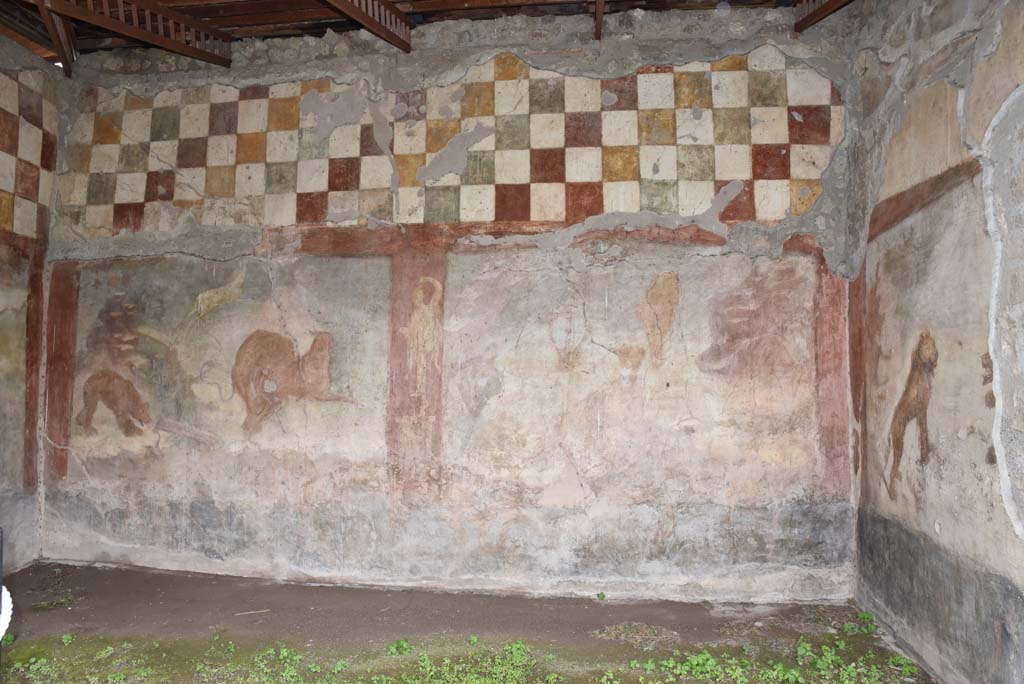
[328,158,359,191]
[715,180,755,222]
[145,170,175,202]
[530,149,565,183]
[601,75,637,111]
[0,109,17,156]
[495,184,530,221]
[177,137,208,168]
[565,183,603,224]
[565,112,602,147]
[113,203,145,232]
[240,85,270,100]
[297,192,328,223]
[788,106,830,145]
[752,145,790,180]
[15,159,39,200]
[360,124,389,157]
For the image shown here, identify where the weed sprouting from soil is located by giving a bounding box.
[0,617,930,684]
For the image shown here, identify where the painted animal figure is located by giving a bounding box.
[231,330,352,436]
[886,332,938,499]
[76,369,152,437]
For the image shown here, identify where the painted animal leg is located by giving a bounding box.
[888,424,905,500]
[114,403,146,437]
[918,413,930,465]
[75,390,99,435]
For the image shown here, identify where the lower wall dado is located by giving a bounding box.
[38,230,853,599]
[858,510,1024,684]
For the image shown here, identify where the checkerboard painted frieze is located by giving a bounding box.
[1,70,58,238]
[59,46,844,233]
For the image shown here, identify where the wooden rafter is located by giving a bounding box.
[320,0,412,52]
[594,0,604,38]
[0,22,57,60]
[38,0,234,69]
[793,0,856,32]
[35,0,74,75]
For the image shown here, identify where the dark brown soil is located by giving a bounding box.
[7,562,840,654]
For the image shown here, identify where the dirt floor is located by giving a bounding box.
[0,562,936,684]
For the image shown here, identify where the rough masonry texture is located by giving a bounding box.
[1,2,1023,683]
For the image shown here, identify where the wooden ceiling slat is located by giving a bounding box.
[172,0,328,19]
[405,0,581,11]
[228,20,359,38]
[198,8,342,29]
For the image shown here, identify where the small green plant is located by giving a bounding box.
[888,654,919,677]
[61,633,75,646]
[796,637,813,662]
[1,633,15,646]
[596,592,606,601]
[858,611,878,635]
[387,638,412,656]
[469,635,479,646]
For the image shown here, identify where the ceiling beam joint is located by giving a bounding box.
[793,0,856,33]
[320,0,412,52]
[39,0,234,67]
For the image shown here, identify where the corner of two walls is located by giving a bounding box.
[0,38,59,575]
[851,1,1024,682]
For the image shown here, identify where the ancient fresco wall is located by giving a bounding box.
[0,244,33,573]
[44,254,392,575]
[42,245,851,600]
[853,2,1024,683]
[37,32,854,599]
[441,246,850,596]
[859,178,1024,684]
[1,68,57,238]
[55,49,843,236]
[0,52,54,573]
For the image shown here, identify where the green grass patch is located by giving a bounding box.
[0,619,927,684]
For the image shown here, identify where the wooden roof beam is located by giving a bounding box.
[320,0,412,52]
[0,21,57,61]
[38,0,234,68]
[34,0,75,76]
[793,0,856,32]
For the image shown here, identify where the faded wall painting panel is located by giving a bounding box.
[859,174,1024,684]
[862,178,1023,584]
[45,255,391,573]
[0,244,33,571]
[442,245,852,598]
[0,246,28,486]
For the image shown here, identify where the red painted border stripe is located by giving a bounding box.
[44,261,80,483]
